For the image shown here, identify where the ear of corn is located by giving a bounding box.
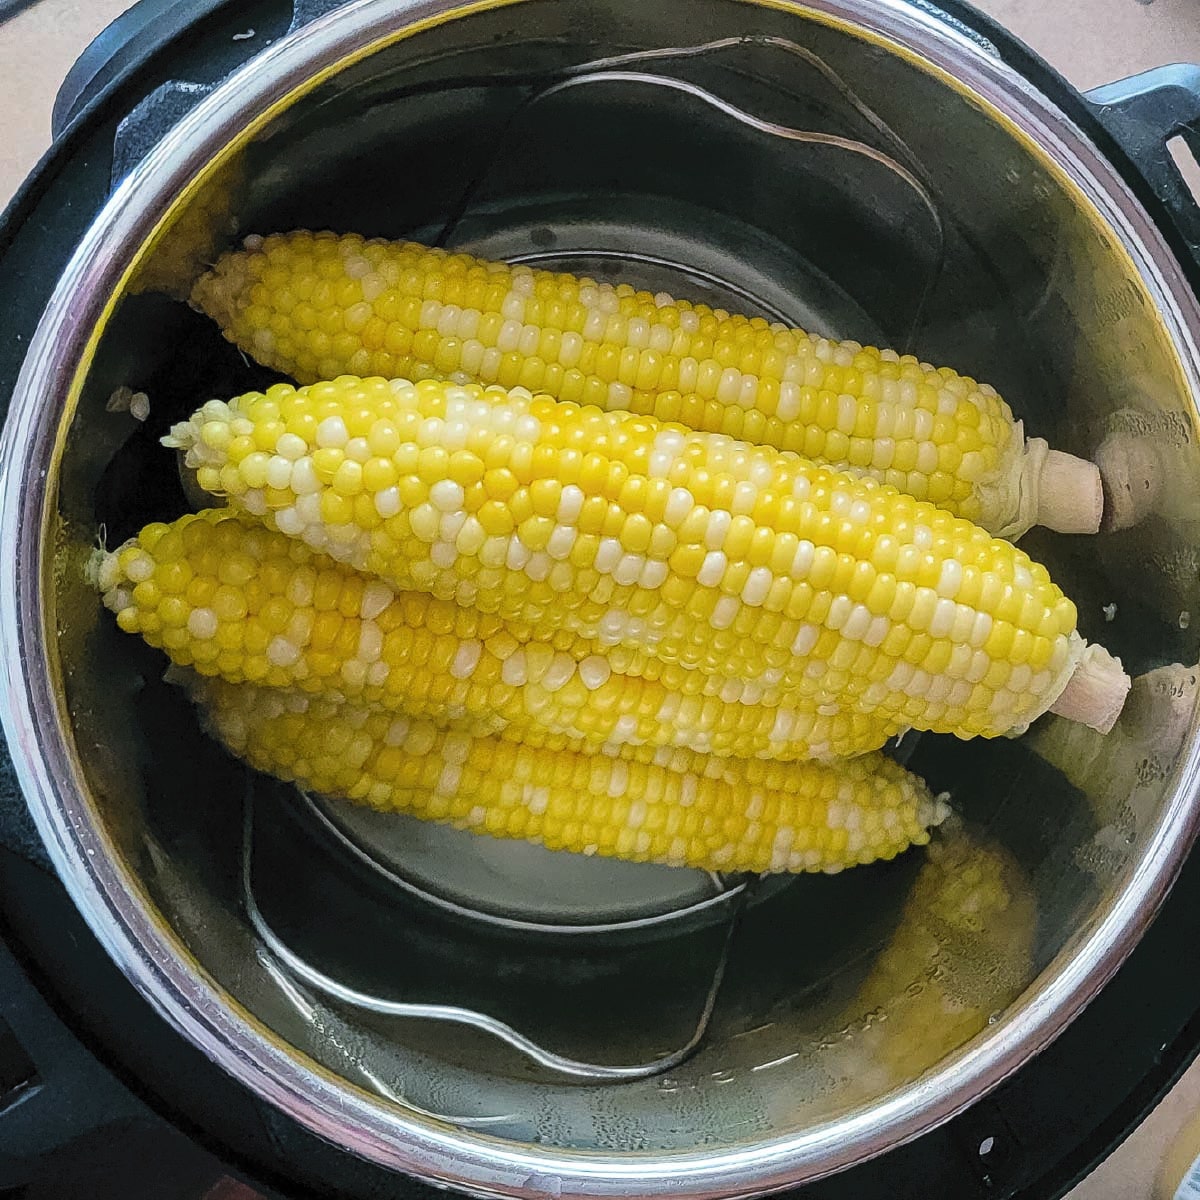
[184,671,949,874]
[165,374,1090,744]
[95,508,899,760]
[191,230,1100,538]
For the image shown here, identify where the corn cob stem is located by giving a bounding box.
[1046,641,1131,734]
[1033,449,1104,536]
[183,672,949,874]
[94,508,899,759]
[1028,661,1197,822]
[191,230,1102,539]
[166,375,1127,740]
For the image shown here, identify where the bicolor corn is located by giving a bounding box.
[192,230,1102,537]
[185,671,949,874]
[95,508,898,760]
[165,375,1126,745]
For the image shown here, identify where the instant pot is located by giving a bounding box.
[5,1,1200,1197]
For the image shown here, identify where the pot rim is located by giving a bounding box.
[3,0,1200,1195]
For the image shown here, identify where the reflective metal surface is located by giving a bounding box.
[3,0,1200,1196]
[246,785,748,1079]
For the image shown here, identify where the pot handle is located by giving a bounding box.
[0,900,146,1187]
[0,876,270,1195]
[1087,65,1200,260]
[51,0,355,147]
[51,0,236,140]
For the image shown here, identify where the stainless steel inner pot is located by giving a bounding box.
[4,0,1200,1195]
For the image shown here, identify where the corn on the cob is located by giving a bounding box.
[166,375,1128,739]
[184,672,949,873]
[192,230,1102,538]
[95,508,899,759]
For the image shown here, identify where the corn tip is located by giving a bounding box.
[161,418,199,451]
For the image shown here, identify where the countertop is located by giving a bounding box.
[2,1,1200,1197]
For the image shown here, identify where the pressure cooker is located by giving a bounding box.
[4,1,1200,1197]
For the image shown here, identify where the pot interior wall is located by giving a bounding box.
[47,0,1200,1163]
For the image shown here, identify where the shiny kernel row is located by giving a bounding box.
[166,375,1080,742]
[191,230,1020,529]
[190,672,948,874]
[98,508,898,759]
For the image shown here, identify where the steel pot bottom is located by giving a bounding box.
[4,0,1200,1195]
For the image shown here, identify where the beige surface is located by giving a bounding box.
[992,0,1200,90]
[0,1,128,202]
[1,1,1199,1197]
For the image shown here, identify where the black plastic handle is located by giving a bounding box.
[51,0,239,140]
[0,849,282,1196]
[1088,64,1200,260]
[51,0,356,195]
[0,908,146,1186]
[50,0,352,149]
